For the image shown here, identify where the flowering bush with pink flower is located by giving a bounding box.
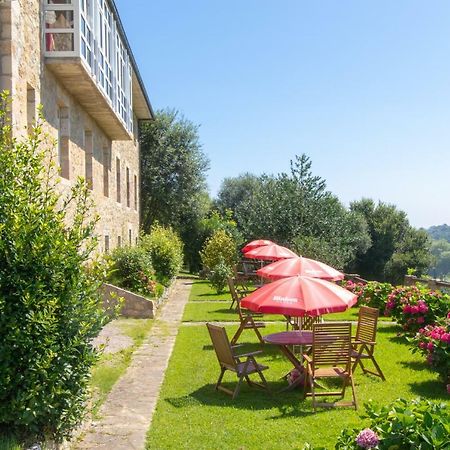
[383,284,449,333]
[411,318,450,387]
[342,279,366,300]
[356,281,393,310]
[332,398,450,449]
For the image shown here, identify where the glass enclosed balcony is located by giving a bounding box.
[44,0,138,140]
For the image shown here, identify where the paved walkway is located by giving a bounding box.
[74,278,193,450]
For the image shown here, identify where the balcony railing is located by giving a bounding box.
[44,0,134,139]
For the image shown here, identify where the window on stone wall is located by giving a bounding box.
[27,85,36,134]
[134,174,138,210]
[103,145,110,197]
[129,229,132,245]
[117,235,121,247]
[126,167,130,207]
[84,130,93,189]
[116,157,121,203]
[104,235,110,253]
[58,106,70,179]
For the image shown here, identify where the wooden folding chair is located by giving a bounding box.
[206,323,269,399]
[227,278,265,345]
[286,315,322,331]
[303,322,357,412]
[351,306,385,380]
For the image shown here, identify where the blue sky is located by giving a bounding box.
[116,0,450,229]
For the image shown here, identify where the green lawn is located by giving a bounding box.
[146,279,449,450]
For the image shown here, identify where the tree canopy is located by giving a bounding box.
[350,199,431,283]
[220,154,371,269]
[140,109,210,232]
[140,109,210,270]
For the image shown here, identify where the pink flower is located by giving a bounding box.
[417,316,425,324]
[419,341,426,349]
[441,333,450,343]
[427,342,434,351]
[356,428,379,449]
[447,384,450,394]
[386,300,396,309]
[410,305,419,314]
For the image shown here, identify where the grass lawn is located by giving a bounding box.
[146,280,449,450]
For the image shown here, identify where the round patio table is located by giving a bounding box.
[263,331,313,391]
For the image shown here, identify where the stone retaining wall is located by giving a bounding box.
[102,283,155,318]
[404,275,450,292]
[102,279,176,319]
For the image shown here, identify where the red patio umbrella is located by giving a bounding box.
[241,239,274,254]
[240,275,357,317]
[243,243,298,261]
[256,256,344,282]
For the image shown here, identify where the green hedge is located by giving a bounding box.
[0,94,107,441]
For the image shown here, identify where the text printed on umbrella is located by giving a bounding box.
[273,295,298,304]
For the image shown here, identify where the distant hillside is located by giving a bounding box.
[427,224,450,242]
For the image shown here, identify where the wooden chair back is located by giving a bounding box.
[207,323,236,370]
[290,315,322,331]
[312,322,352,370]
[355,306,379,343]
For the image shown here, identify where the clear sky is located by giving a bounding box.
[116,0,450,229]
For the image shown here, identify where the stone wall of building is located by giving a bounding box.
[0,1,12,94]
[2,0,141,251]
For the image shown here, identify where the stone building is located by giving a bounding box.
[0,0,154,252]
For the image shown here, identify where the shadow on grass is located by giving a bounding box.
[399,359,428,371]
[164,383,318,419]
[407,379,448,400]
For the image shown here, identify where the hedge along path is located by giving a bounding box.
[74,278,193,450]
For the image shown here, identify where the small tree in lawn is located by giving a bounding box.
[0,93,108,442]
[200,230,237,293]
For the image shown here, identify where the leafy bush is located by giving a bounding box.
[109,245,156,297]
[357,281,393,310]
[334,398,450,449]
[200,229,237,271]
[0,93,107,440]
[140,224,183,286]
[410,318,450,387]
[207,260,232,294]
[384,285,450,333]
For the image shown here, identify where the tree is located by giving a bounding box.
[214,173,260,218]
[350,199,431,282]
[140,109,210,271]
[230,154,371,268]
[427,224,450,242]
[429,239,450,279]
[140,109,210,232]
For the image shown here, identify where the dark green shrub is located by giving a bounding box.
[109,245,156,297]
[0,93,108,441]
[140,224,183,286]
[335,398,450,449]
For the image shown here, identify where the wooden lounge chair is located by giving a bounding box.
[227,277,265,345]
[303,322,357,411]
[206,323,269,399]
[351,306,385,380]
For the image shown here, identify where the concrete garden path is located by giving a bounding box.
[74,278,193,450]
